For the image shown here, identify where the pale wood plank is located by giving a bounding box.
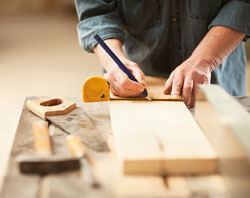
[195,85,250,197]
[110,100,217,175]
[48,101,189,197]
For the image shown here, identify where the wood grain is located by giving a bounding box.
[3,95,250,197]
[47,107,110,152]
[0,101,41,198]
[110,100,217,175]
[46,101,192,197]
[195,85,250,197]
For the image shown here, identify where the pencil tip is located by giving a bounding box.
[146,94,152,101]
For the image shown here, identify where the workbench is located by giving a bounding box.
[0,96,249,198]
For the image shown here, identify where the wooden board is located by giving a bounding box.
[0,98,191,197]
[2,95,249,197]
[110,76,183,101]
[109,100,217,175]
[195,85,250,197]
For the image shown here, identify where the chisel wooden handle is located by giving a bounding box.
[66,135,100,188]
[26,97,76,120]
[32,121,52,156]
[66,135,93,165]
[66,135,87,159]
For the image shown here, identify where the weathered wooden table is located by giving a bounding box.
[0,97,249,198]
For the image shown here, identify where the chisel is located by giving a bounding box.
[66,135,101,188]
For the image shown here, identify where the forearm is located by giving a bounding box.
[191,26,245,70]
[93,39,126,71]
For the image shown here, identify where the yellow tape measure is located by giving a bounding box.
[82,76,110,102]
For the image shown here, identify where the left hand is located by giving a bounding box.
[164,57,214,108]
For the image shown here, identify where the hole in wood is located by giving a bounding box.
[40,99,63,106]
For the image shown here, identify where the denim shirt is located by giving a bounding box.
[75,0,250,96]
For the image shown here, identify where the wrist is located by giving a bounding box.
[94,38,127,71]
[94,38,124,56]
[188,53,221,72]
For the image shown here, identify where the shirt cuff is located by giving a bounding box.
[77,17,127,52]
[208,1,250,38]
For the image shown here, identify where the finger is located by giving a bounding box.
[131,67,145,83]
[182,78,193,107]
[164,72,175,94]
[189,82,197,108]
[110,85,120,96]
[115,72,144,93]
[113,85,142,97]
[171,74,184,96]
[105,69,118,86]
[130,67,147,88]
[202,76,210,84]
[113,79,143,97]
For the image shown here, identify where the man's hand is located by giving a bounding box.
[164,58,213,108]
[93,38,146,97]
[105,59,146,97]
[164,26,245,108]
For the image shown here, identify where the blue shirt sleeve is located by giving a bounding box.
[208,0,250,38]
[75,0,127,52]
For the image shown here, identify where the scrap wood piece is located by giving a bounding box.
[110,100,217,175]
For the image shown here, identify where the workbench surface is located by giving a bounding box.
[0,97,249,198]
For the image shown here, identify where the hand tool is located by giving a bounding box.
[16,121,81,174]
[66,135,101,188]
[94,34,151,100]
[26,97,109,152]
[82,76,110,102]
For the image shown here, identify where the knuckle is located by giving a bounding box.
[202,75,209,81]
[184,79,193,88]
[184,87,192,93]
[176,67,184,74]
[190,71,197,78]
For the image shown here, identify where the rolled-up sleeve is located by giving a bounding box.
[75,0,127,52]
[208,0,250,37]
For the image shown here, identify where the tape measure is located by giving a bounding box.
[82,76,110,102]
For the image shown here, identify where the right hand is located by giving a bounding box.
[105,58,146,97]
[93,38,146,97]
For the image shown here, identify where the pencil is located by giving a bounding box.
[94,34,149,98]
